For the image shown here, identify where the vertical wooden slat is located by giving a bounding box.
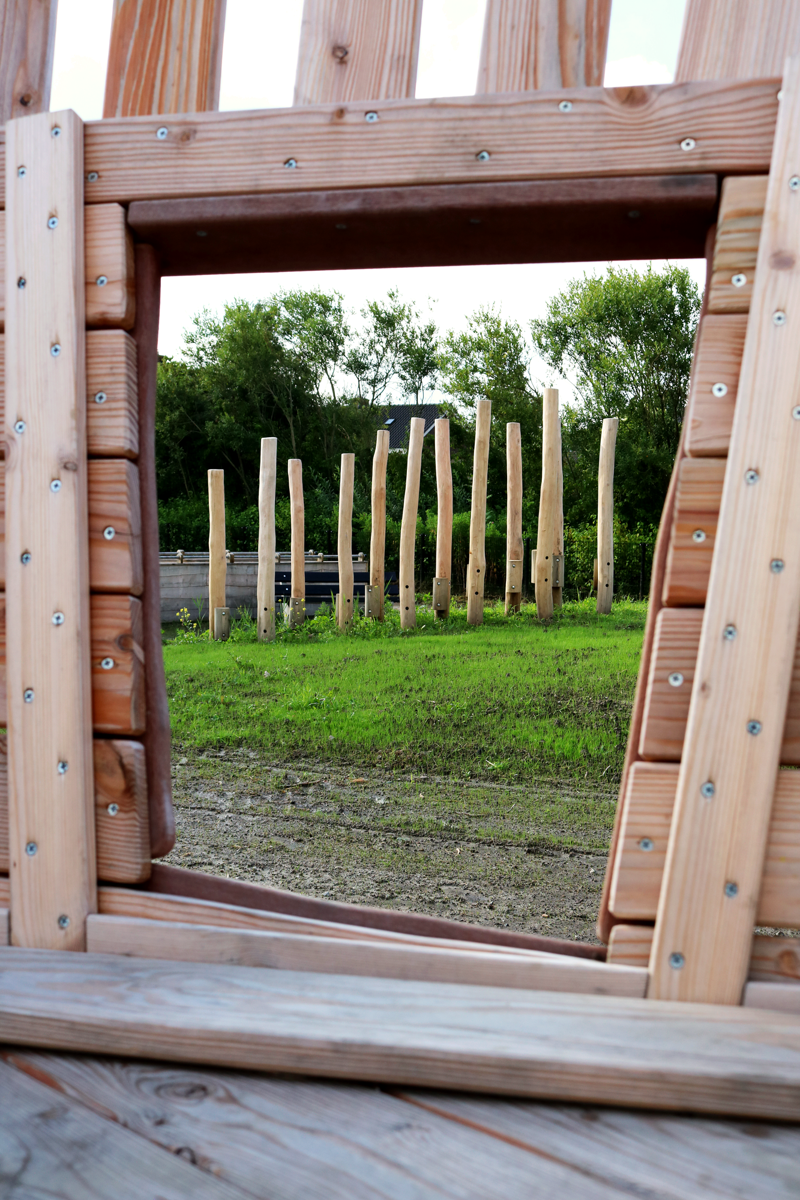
[6,110,95,949]
[369,429,389,621]
[535,388,559,620]
[477,0,612,94]
[337,452,354,630]
[257,437,276,643]
[596,416,618,616]
[0,0,58,124]
[434,417,452,620]
[207,468,225,636]
[294,0,423,106]
[676,0,800,83]
[103,0,227,118]
[399,416,424,631]
[649,56,800,1005]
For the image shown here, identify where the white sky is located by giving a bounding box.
[50,0,701,397]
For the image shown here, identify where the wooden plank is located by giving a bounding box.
[649,56,800,1004]
[596,416,617,614]
[433,418,452,619]
[0,738,150,883]
[707,175,767,313]
[2,948,800,1117]
[79,80,780,208]
[399,416,424,630]
[5,111,95,951]
[369,429,389,621]
[477,0,611,93]
[294,0,422,107]
[610,762,800,926]
[661,457,724,606]
[88,459,143,595]
[535,389,558,619]
[336,452,354,629]
[684,313,746,457]
[610,924,800,989]
[0,0,58,124]
[86,914,647,997]
[677,0,800,83]
[744,982,800,1014]
[104,0,227,118]
[467,400,491,626]
[207,468,225,633]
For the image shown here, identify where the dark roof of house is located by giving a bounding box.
[373,404,441,451]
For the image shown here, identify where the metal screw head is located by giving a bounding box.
[745,469,759,485]
[14,420,25,434]
[17,277,25,288]
[668,672,684,687]
[365,111,379,123]
[638,837,654,852]
[669,952,685,969]
[680,137,696,151]
[57,760,68,775]
[774,310,787,326]
[87,171,99,182]
[790,175,800,191]
[723,624,737,640]
[94,391,107,404]
[107,802,119,816]
[23,688,34,703]
[712,382,728,397]
[701,781,715,799]
[100,657,115,670]
[51,126,61,138]
[50,479,62,493]
[17,165,26,178]
[793,406,800,420]
[103,526,116,540]
[156,126,168,139]
[95,275,108,287]
[25,841,37,856]
[284,157,297,169]
[724,881,739,898]
[692,529,706,544]
[771,558,785,573]
[21,552,31,565]
[558,100,573,113]
[51,343,61,357]
[58,914,70,929]
[731,273,747,287]
[476,150,490,162]
[747,719,762,735]
[52,611,65,626]
[47,216,58,229]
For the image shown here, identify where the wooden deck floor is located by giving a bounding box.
[2,1048,799,1198]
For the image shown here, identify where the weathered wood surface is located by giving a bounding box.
[608,762,800,926]
[79,80,780,208]
[288,458,304,607]
[609,924,800,989]
[649,57,800,1005]
[337,452,354,629]
[505,422,523,613]
[399,416,424,629]
[467,400,491,625]
[596,416,617,614]
[677,0,800,83]
[0,905,7,943]
[661,457,724,606]
[85,914,646,997]
[0,1,57,126]
[684,313,746,457]
[257,437,276,641]
[477,0,611,93]
[104,0,227,118]
[295,0,423,106]
[535,389,559,619]
[1,948,800,1117]
[207,468,225,632]
[434,418,452,619]
[707,175,766,314]
[744,982,800,1014]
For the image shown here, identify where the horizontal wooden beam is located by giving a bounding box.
[1,946,799,1117]
[662,457,725,605]
[707,175,766,312]
[608,922,800,987]
[685,313,746,456]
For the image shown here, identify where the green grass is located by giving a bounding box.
[164,598,646,784]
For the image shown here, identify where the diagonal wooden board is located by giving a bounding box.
[2,947,800,1119]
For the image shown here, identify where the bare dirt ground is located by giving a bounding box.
[162,746,615,944]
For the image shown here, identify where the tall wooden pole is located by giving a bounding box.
[467,399,492,626]
[597,416,618,615]
[288,458,305,626]
[535,388,559,620]
[257,437,277,641]
[434,417,452,619]
[207,468,226,637]
[505,421,523,613]
[337,452,355,629]
[553,410,564,608]
[399,417,425,630]
[369,429,389,620]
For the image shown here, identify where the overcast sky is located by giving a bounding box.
[50,0,700,396]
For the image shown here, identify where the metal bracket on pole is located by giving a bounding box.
[285,596,305,627]
[365,584,381,619]
[433,577,451,613]
[552,554,562,589]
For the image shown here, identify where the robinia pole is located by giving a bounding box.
[433,417,452,619]
[505,422,523,613]
[597,416,619,615]
[368,429,389,620]
[467,399,491,626]
[553,410,564,609]
[535,388,559,620]
[257,437,277,641]
[337,452,355,629]
[208,468,226,638]
[399,416,425,630]
[288,458,305,627]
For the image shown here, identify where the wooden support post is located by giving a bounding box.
[337,452,354,630]
[399,417,424,630]
[553,414,564,608]
[505,421,523,613]
[5,110,95,949]
[596,416,618,615]
[434,417,452,620]
[207,469,226,637]
[477,0,612,92]
[535,388,559,621]
[368,429,388,621]
[103,0,228,117]
[288,459,305,627]
[676,0,800,82]
[467,400,491,626]
[649,56,800,1005]
[257,437,276,642]
[0,0,59,123]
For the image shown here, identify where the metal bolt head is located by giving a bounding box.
[668,671,684,687]
[771,558,785,573]
[701,781,715,799]
[50,479,61,493]
[94,391,107,404]
[17,166,26,178]
[745,469,759,485]
[25,841,37,856]
[52,611,65,626]
[87,171,99,182]
[57,760,68,775]
[95,275,108,287]
[23,688,34,703]
[723,624,737,641]
[100,657,115,670]
[774,310,787,326]
[51,126,61,138]
[47,216,58,229]
[17,277,25,288]
[558,100,573,112]
[21,552,31,565]
[680,137,696,151]
[57,914,70,929]
[284,157,297,169]
[14,420,25,434]
[724,881,739,898]
[103,526,116,540]
[712,382,728,397]
[790,176,800,191]
[476,150,490,162]
[669,952,685,969]
[107,802,119,816]
[747,719,762,735]
[731,273,747,287]
[156,126,169,139]
[51,343,61,357]
[793,405,800,420]
[692,529,706,544]
[365,111,379,123]
[639,837,654,852]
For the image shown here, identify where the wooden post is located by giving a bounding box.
[6,110,96,949]
[434,418,452,619]
[337,452,355,630]
[368,429,389,620]
[505,422,523,613]
[553,411,564,608]
[288,458,305,627]
[399,417,425,629]
[477,0,612,92]
[535,388,559,620]
[257,437,277,642]
[0,0,59,124]
[467,399,492,626]
[207,468,226,637]
[596,417,618,615]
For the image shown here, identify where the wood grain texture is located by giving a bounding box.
[369,429,389,621]
[88,459,143,595]
[707,175,767,314]
[2,947,800,1117]
[207,468,225,629]
[505,422,523,613]
[467,399,491,625]
[80,80,780,208]
[744,982,800,1014]
[257,437,276,641]
[610,923,800,990]
[337,452,354,629]
[535,389,558,619]
[650,58,800,1004]
[104,0,227,118]
[477,0,611,93]
[294,0,422,106]
[661,456,724,606]
[399,416,424,629]
[596,416,617,614]
[677,0,800,83]
[4,111,95,951]
[288,459,304,603]
[433,418,452,619]
[0,0,57,124]
[684,313,746,456]
[0,738,151,883]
